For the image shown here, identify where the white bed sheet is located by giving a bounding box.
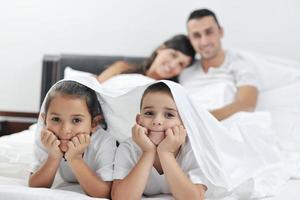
[0,121,299,199]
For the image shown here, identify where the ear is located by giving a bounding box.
[91,115,102,132]
[136,114,141,125]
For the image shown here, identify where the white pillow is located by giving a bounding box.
[102,74,155,89]
[237,50,300,91]
[64,67,95,79]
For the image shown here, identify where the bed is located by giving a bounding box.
[1,52,300,199]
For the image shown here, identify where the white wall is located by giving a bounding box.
[1,0,300,112]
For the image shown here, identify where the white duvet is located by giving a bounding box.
[32,76,291,199]
[1,50,300,200]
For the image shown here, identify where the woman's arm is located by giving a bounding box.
[111,151,155,200]
[28,156,61,188]
[210,85,258,121]
[97,61,134,83]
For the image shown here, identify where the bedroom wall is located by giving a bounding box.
[0,0,300,112]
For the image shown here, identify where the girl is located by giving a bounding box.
[97,34,195,83]
[112,82,207,200]
[28,80,117,198]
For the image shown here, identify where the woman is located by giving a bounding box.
[97,34,195,83]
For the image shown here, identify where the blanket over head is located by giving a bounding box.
[36,76,290,199]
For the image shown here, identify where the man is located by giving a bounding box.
[180,9,260,121]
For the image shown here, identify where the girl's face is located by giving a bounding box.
[138,91,183,145]
[147,48,192,80]
[44,94,98,152]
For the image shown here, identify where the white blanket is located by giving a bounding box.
[35,76,292,199]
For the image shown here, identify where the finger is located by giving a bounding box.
[40,130,47,142]
[180,125,187,137]
[42,131,52,144]
[53,139,60,148]
[77,134,85,144]
[67,141,75,149]
[132,124,139,137]
[165,128,173,138]
[142,127,149,136]
[172,126,180,137]
[84,134,90,144]
[72,136,80,146]
[48,134,58,146]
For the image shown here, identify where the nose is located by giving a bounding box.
[152,115,163,126]
[199,35,209,46]
[59,122,73,139]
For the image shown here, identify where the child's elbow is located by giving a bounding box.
[88,190,111,199]
[111,184,137,200]
[111,187,123,200]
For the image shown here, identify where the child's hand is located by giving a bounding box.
[132,124,156,153]
[157,125,187,154]
[64,133,90,162]
[41,129,63,159]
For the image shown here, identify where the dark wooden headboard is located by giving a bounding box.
[41,54,146,106]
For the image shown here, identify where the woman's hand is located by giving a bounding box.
[41,129,63,159]
[157,125,187,154]
[64,133,90,161]
[132,123,156,153]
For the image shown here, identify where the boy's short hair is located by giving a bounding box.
[140,82,172,110]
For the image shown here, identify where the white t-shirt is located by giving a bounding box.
[31,128,117,182]
[113,138,208,196]
[179,50,261,110]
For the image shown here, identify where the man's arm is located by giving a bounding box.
[210,85,258,121]
[97,61,134,83]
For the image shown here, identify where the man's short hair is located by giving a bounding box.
[187,8,220,28]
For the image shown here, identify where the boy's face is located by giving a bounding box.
[138,91,183,145]
[43,95,97,152]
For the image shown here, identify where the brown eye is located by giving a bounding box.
[144,111,153,117]
[72,118,82,124]
[165,112,175,118]
[51,117,60,122]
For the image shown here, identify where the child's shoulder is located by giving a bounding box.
[118,138,141,153]
[90,128,117,146]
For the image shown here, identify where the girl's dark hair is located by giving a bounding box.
[128,34,195,82]
[140,82,172,110]
[44,81,106,127]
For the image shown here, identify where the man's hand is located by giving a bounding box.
[41,129,63,159]
[132,124,156,153]
[64,133,90,161]
[157,125,187,154]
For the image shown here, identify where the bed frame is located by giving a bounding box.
[41,54,146,106]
